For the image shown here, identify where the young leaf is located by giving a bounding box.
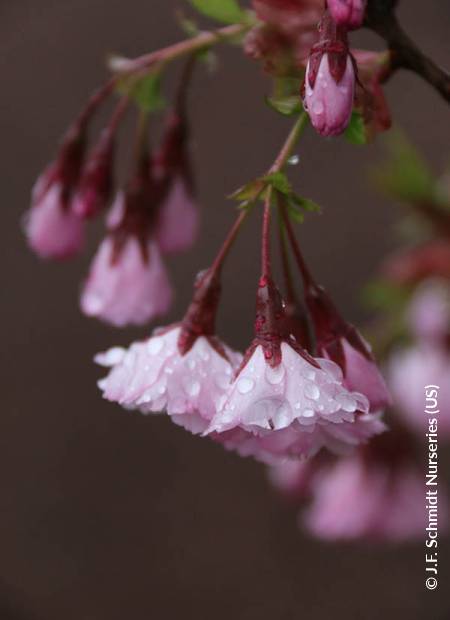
[188,0,246,24]
[290,194,321,214]
[265,95,302,117]
[344,111,368,145]
[133,72,166,112]
[263,171,291,195]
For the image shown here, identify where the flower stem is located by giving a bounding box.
[111,23,251,76]
[261,112,309,279]
[269,112,309,174]
[210,210,249,275]
[279,196,315,289]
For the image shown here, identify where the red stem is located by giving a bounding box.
[279,198,315,289]
[261,192,272,280]
[278,218,296,304]
[210,210,248,275]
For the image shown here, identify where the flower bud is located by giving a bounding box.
[24,123,86,259]
[303,11,355,136]
[327,0,367,30]
[72,128,114,219]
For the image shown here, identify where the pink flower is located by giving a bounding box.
[327,0,366,29]
[407,281,450,343]
[388,345,450,437]
[96,325,242,432]
[24,122,86,259]
[206,278,384,462]
[80,235,173,327]
[96,270,242,430]
[72,127,114,219]
[153,112,199,254]
[304,52,355,136]
[24,176,85,259]
[302,450,435,542]
[387,282,450,436]
[155,176,199,254]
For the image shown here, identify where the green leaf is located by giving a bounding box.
[372,132,436,203]
[290,194,321,213]
[265,95,302,117]
[230,178,266,208]
[262,171,291,195]
[344,111,368,145]
[188,0,246,24]
[117,71,166,112]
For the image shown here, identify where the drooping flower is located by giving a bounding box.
[303,12,355,136]
[287,235,391,412]
[207,277,384,462]
[96,270,242,431]
[80,155,173,327]
[72,126,115,219]
[387,282,450,436]
[24,123,86,259]
[301,431,444,541]
[381,240,450,285]
[80,234,172,328]
[327,0,367,30]
[353,50,392,140]
[153,112,199,254]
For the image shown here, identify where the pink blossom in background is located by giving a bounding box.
[155,177,199,254]
[407,280,449,342]
[24,176,85,259]
[302,454,431,541]
[387,344,450,436]
[387,282,450,436]
[327,0,367,29]
[96,326,242,432]
[304,53,355,136]
[80,235,173,327]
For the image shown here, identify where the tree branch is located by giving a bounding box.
[365,0,450,103]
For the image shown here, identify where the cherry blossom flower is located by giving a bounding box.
[24,123,86,259]
[206,277,384,462]
[96,270,242,431]
[80,235,173,327]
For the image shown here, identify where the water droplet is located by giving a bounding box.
[312,100,324,115]
[288,154,299,166]
[265,364,285,385]
[303,408,315,418]
[336,393,357,412]
[183,377,201,397]
[272,402,292,429]
[147,337,164,356]
[304,382,320,400]
[237,377,255,394]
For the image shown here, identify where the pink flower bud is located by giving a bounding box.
[80,235,173,327]
[24,123,86,259]
[72,129,114,219]
[304,52,355,136]
[327,0,367,29]
[24,173,85,259]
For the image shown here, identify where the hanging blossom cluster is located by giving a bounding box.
[24,0,450,543]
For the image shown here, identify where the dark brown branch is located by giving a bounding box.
[365,0,450,103]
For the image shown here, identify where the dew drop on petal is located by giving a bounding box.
[237,377,255,394]
[183,377,201,397]
[147,337,164,356]
[304,382,320,400]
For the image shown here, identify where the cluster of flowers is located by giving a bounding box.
[23,0,449,544]
[246,0,390,137]
[268,282,450,541]
[24,87,199,327]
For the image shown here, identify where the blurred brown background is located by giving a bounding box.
[1,1,449,619]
